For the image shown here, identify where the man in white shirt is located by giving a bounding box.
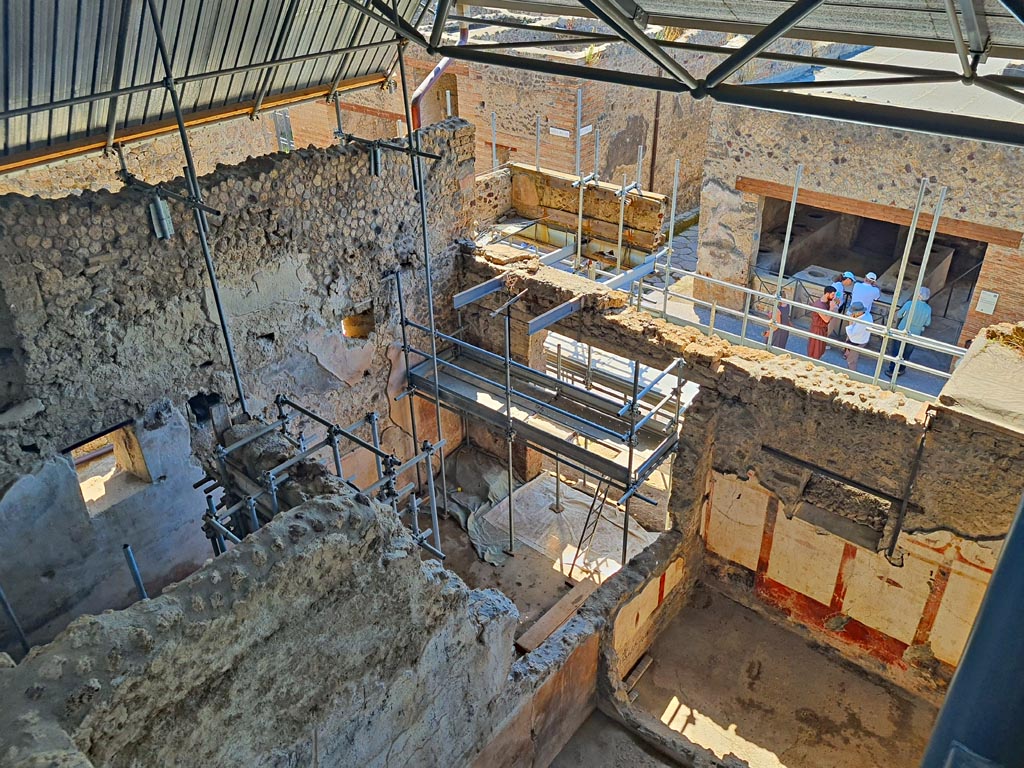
[829,271,855,338]
[843,301,872,370]
[850,272,881,316]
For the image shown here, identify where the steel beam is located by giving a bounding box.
[704,0,828,88]
[747,74,963,91]
[453,276,506,308]
[975,76,1024,107]
[576,0,697,88]
[430,0,455,49]
[334,0,427,47]
[604,258,657,290]
[528,297,583,335]
[435,45,687,91]
[957,0,991,55]
[103,0,138,151]
[709,83,1024,148]
[253,0,304,116]
[457,35,618,50]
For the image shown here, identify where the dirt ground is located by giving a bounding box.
[632,584,938,768]
[552,710,677,768]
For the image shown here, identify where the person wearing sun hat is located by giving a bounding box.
[884,286,933,377]
[829,271,856,339]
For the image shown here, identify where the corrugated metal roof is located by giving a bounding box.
[0,0,427,166]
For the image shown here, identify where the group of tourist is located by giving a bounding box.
[766,269,933,377]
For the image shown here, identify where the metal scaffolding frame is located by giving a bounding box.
[196,395,446,560]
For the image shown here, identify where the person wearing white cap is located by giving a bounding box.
[850,271,881,316]
[843,301,872,370]
[884,286,932,377]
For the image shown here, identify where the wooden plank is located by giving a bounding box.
[515,578,599,654]
[0,74,386,175]
[736,176,1023,249]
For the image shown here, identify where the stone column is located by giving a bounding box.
[694,178,764,310]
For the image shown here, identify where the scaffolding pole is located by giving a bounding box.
[396,39,450,514]
[871,177,930,383]
[493,289,529,554]
[767,163,803,350]
[143,0,249,414]
[622,359,641,564]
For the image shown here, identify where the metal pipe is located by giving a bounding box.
[576,0,698,88]
[0,581,30,655]
[634,387,676,432]
[422,441,443,553]
[207,516,243,545]
[143,0,249,414]
[503,303,516,554]
[535,115,542,170]
[222,416,293,456]
[943,0,975,77]
[123,545,148,600]
[622,360,641,564]
[616,174,628,271]
[770,164,804,329]
[704,0,827,88]
[396,42,450,513]
[252,0,303,115]
[552,343,564,514]
[393,270,423,490]
[891,186,947,390]
[617,359,679,415]
[873,177,930,383]
[368,412,384,481]
[491,112,498,169]
[575,88,583,177]
[575,170,586,272]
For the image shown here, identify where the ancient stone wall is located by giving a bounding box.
[0,120,476,653]
[696,103,1024,328]
[474,167,513,228]
[461,250,1024,692]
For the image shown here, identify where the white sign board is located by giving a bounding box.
[976,290,999,315]
[580,124,594,136]
[549,127,571,138]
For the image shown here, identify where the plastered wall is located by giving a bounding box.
[462,251,1024,694]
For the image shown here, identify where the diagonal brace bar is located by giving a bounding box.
[705,0,827,88]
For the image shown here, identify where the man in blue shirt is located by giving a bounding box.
[884,286,933,377]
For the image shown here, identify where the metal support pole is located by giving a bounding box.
[891,186,947,390]
[504,305,516,554]
[328,428,343,477]
[616,174,627,271]
[740,292,752,340]
[393,270,423,490]
[575,174,586,272]
[396,41,450,512]
[872,177,929,384]
[422,440,443,553]
[333,96,345,142]
[622,360,641,564]
[368,412,384,481]
[535,115,541,170]
[574,88,583,177]
[552,343,564,514]
[769,164,804,334]
[491,111,498,170]
[143,0,249,414]
[246,496,260,532]
[123,545,148,600]
[593,128,600,178]
[0,581,29,655]
[585,344,594,389]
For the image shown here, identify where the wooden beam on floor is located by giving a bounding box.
[515,577,599,654]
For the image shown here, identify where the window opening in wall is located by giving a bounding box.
[273,109,295,152]
[66,423,152,516]
[342,306,375,339]
[188,392,223,423]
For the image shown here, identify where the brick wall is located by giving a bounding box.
[961,245,1024,343]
